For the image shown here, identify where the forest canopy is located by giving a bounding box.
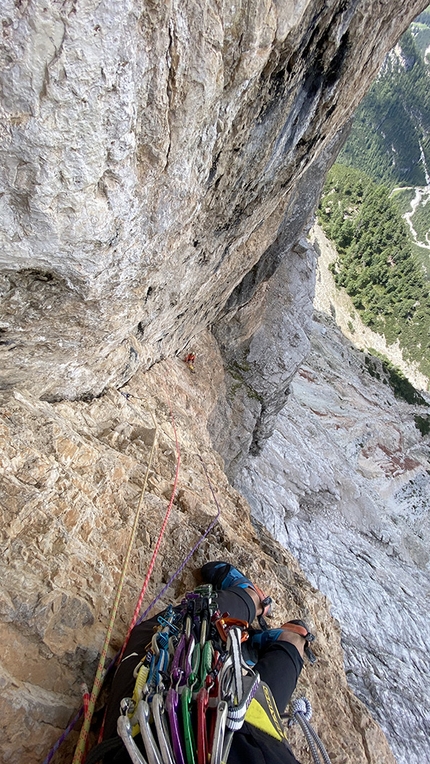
[338,25,430,188]
[318,165,430,379]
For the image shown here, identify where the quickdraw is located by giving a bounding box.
[117,585,260,764]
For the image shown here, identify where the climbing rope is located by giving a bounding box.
[42,707,84,764]
[42,397,222,764]
[289,698,332,764]
[136,454,221,626]
[119,391,181,659]
[71,411,159,764]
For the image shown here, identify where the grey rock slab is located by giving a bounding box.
[238,312,430,764]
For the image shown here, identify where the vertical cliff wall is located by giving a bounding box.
[1,0,426,400]
[236,304,430,764]
[1,2,429,763]
[0,339,398,764]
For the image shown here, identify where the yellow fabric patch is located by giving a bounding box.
[245,698,283,741]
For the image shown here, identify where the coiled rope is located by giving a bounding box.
[289,698,332,764]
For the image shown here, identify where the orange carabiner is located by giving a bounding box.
[214,615,249,643]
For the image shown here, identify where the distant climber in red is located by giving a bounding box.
[184,352,196,372]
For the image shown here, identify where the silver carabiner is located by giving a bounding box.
[117,715,148,764]
[152,693,176,764]
[136,699,164,764]
[210,700,228,764]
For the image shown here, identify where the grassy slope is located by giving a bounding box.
[318,13,430,381]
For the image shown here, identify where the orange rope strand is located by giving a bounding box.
[71,410,158,764]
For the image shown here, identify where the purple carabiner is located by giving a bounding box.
[171,633,186,687]
[165,687,185,764]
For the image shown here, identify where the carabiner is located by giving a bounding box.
[152,693,175,764]
[199,641,213,689]
[215,616,249,644]
[196,686,209,764]
[117,714,148,764]
[165,688,186,764]
[181,685,196,764]
[136,699,163,764]
[209,701,228,764]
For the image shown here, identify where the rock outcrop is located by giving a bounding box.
[1,2,429,763]
[237,285,430,764]
[0,338,397,764]
[0,0,426,400]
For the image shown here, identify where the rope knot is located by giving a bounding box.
[291,696,312,721]
[288,697,332,763]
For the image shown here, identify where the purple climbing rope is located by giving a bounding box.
[42,454,221,764]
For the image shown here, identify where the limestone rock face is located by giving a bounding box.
[237,310,430,764]
[0,335,396,764]
[210,236,315,477]
[1,2,428,763]
[0,0,426,399]
[209,140,344,476]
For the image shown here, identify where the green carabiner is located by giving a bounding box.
[188,642,201,688]
[196,640,213,691]
[181,685,196,764]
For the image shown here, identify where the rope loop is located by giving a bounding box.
[290,696,312,722]
[288,696,332,764]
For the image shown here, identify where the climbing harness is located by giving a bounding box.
[110,590,323,764]
[114,585,260,764]
[288,698,332,764]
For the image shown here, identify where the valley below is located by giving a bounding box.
[237,234,430,764]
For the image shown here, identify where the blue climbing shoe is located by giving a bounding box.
[250,619,316,663]
[199,561,272,619]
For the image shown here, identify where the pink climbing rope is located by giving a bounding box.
[118,399,181,661]
[42,423,221,764]
[136,455,221,625]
